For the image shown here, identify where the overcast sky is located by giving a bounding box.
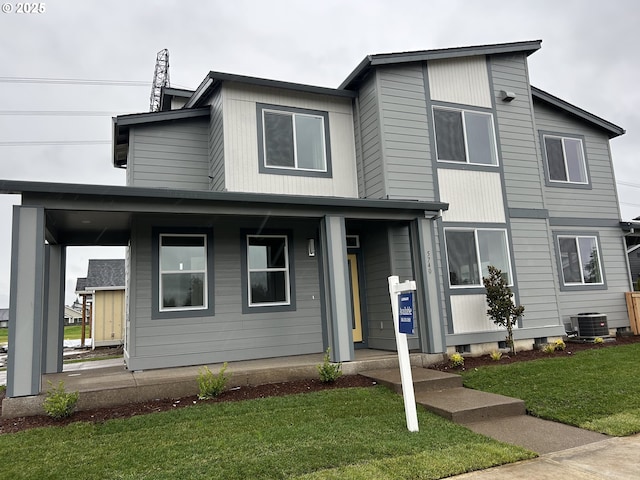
[0,0,639,308]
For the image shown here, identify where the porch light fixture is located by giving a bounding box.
[308,238,316,257]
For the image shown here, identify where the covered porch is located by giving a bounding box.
[0,179,448,399]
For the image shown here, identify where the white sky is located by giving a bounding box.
[0,0,639,307]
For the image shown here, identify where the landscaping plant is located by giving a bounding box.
[450,352,465,368]
[483,265,525,355]
[490,350,503,361]
[317,347,343,383]
[197,362,229,399]
[43,381,79,420]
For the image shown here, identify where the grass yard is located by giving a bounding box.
[0,328,7,344]
[0,387,533,480]
[0,325,83,345]
[462,342,640,436]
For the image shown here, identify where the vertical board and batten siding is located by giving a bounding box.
[377,65,435,201]
[534,102,621,219]
[551,227,631,329]
[356,72,385,199]
[126,215,324,370]
[209,89,225,192]
[438,169,505,223]
[128,119,209,190]
[220,84,358,198]
[428,56,492,108]
[450,295,500,333]
[491,53,546,210]
[510,218,561,327]
[363,226,395,350]
[93,289,125,346]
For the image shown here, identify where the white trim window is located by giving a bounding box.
[558,235,603,285]
[445,228,512,287]
[247,235,291,306]
[543,135,588,184]
[433,106,498,166]
[159,234,207,311]
[262,109,327,172]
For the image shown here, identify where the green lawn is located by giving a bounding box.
[1,325,84,344]
[462,343,640,436]
[0,387,533,480]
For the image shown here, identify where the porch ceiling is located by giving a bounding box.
[45,210,132,246]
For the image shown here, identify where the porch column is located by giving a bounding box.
[409,217,446,353]
[7,206,46,397]
[42,244,66,374]
[320,215,354,362]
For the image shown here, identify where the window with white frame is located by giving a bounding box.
[445,228,512,287]
[159,234,207,311]
[557,235,603,285]
[246,235,290,306]
[543,135,588,184]
[433,107,498,166]
[259,105,329,173]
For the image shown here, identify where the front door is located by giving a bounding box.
[348,253,363,343]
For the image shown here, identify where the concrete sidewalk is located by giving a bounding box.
[451,434,640,479]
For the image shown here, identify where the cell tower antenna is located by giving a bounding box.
[149,49,170,112]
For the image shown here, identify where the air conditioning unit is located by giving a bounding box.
[570,313,609,338]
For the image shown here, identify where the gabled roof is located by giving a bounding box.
[532,87,625,138]
[86,259,125,289]
[339,40,542,90]
[184,71,356,109]
[75,277,87,294]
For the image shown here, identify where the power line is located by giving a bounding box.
[617,181,640,189]
[0,110,118,116]
[0,140,110,146]
[0,76,149,86]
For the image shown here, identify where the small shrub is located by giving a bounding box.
[197,363,229,399]
[450,352,465,368]
[490,350,503,361]
[594,337,604,344]
[542,344,556,354]
[317,348,342,383]
[554,339,566,351]
[43,381,79,420]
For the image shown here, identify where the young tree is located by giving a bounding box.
[483,265,525,355]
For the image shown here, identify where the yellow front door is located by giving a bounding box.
[348,253,363,343]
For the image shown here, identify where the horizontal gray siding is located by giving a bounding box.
[510,218,561,328]
[357,72,385,199]
[551,226,630,330]
[127,215,323,370]
[209,89,225,192]
[128,118,209,190]
[491,54,545,210]
[378,66,434,201]
[534,102,621,219]
[363,226,395,350]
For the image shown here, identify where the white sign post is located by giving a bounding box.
[388,275,419,432]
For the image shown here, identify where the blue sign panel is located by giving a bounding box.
[398,292,414,334]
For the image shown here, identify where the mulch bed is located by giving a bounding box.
[2,335,639,435]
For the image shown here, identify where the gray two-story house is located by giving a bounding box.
[1,40,629,400]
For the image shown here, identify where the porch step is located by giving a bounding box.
[362,367,525,424]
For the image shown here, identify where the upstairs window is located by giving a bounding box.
[445,228,512,287]
[257,104,331,177]
[543,135,588,184]
[557,235,603,286]
[433,107,498,166]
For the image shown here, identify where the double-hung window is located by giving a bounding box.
[258,104,331,176]
[159,234,207,311]
[445,228,512,287]
[246,235,291,307]
[543,134,588,184]
[557,235,603,286]
[433,107,498,166]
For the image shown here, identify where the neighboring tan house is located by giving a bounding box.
[75,259,126,347]
[1,39,632,399]
[0,308,8,329]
